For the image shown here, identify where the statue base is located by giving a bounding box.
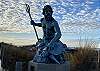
[28,60,70,71]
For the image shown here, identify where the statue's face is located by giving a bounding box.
[43,5,53,21]
[43,9,52,17]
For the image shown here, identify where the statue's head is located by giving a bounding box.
[42,5,53,19]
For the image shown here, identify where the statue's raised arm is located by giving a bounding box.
[25,4,42,27]
[25,4,41,41]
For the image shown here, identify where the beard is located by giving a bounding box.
[44,14,52,21]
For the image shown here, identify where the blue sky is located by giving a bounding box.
[0,0,100,44]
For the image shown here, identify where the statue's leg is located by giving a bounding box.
[33,49,48,63]
[59,54,66,63]
[49,54,66,64]
[49,55,60,64]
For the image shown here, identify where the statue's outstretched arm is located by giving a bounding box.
[31,20,42,27]
[47,21,62,47]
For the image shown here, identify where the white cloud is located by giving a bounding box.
[0,0,100,34]
[95,8,100,13]
[86,1,94,4]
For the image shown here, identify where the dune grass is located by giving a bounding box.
[65,40,98,71]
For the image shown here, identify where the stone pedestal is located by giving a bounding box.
[28,60,70,71]
[15,62,23,71]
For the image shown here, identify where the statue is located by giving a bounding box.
[26,4,74,64]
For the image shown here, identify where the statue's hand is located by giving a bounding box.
[36,42,45,49]
[31,20,35,25]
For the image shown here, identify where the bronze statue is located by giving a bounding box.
[26,4,67,64]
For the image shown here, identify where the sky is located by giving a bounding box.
[0,0,100,46]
